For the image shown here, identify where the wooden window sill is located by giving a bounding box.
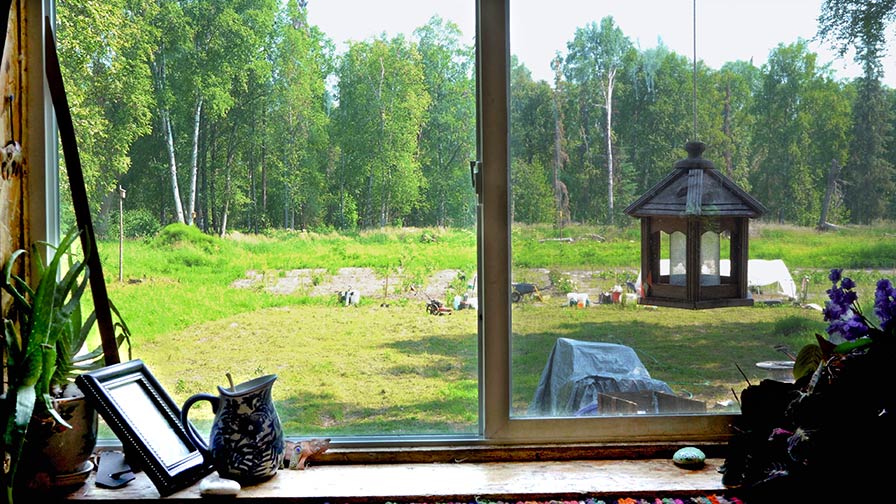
[64,457,731,502]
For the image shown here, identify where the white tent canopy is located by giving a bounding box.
[636,259,797,299]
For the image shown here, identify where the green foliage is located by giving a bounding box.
[56,299,132,386]
[793,343,824,381]
[122,208,162,238]
[333,34,431,229]
[712,60,762,189]
[57,2,896,234]
[818,0,896,77]
[419,230,439,243]
[511,159,556,224]
[563,16,634,223]
[548,269,576,294]
[414,16,477,228]
[749,41,849,225]
[510,60,556,171]
[152,223,226,253]
[845,78,895,224]
[446,268,476,299]
[616,47,695,195]
[265,0,333,231]
[56,0,155,218]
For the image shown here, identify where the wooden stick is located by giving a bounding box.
[44,17,119,365]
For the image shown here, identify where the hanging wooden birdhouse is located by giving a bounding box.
[624,141,767,309]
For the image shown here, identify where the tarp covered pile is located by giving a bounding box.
[528,338,674,416]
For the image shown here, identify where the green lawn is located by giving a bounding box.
[87,221,894,436]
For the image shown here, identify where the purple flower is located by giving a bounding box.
[875,279,896,333]
[826,315,869,341]
[844,314,870,340]
[824,286,853,322]
[823,302,847,322]
[829,268,842,284]
[826,319,846,337]
[824,270,894,341]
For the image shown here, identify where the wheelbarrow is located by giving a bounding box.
[511,282,544,303]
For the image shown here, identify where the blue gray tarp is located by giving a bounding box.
[527,337,674,416]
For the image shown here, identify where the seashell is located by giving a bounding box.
[672,446,705,468]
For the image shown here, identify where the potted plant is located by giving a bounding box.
[720,268,895,501]
[1,226,131,502]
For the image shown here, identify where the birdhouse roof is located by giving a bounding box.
[624,162,767,218]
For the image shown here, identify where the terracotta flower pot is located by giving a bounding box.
[20,384,98,492]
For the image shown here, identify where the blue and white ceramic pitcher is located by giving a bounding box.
[181,374,284,484]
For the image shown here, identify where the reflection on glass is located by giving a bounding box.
[700,231,720,286]
[670,231,687,286]
[509,0,843,420]
[110,382,191,467]
[57,0,479,438]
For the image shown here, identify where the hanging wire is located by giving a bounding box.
[692,0,698,140]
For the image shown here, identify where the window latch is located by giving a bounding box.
[469,160,482,195]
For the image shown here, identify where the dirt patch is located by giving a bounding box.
[232,266,646,307]
[310,267,384,298]
[232,267,461,302]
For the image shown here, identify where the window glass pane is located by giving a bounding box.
[510,0,892,419]
[670,231,687,285]
[55,0,478,438]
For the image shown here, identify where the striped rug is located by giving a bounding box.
[392,497,745,504]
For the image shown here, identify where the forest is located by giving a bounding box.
[56,0,896,238]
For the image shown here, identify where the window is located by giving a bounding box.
[53,0,480,441]
[501,0,893,444]
[43,0,895,450]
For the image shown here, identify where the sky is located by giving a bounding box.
[306,0,896,88]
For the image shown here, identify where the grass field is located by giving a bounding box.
[87,221,895,436]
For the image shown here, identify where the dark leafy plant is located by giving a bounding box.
[721,268,895,500]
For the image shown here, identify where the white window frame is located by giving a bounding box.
[30,0,59,249]
[477,0,733,445]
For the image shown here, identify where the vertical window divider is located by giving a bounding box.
[478,0,512,441]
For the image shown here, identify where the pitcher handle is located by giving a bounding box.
[181,393,219,462]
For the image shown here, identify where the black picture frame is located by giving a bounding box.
[75,360,213,496]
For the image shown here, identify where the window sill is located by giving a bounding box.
[64,446,733,502]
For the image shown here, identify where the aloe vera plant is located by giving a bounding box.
[0,226,129,503]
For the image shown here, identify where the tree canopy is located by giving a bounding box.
[56,2,896,237]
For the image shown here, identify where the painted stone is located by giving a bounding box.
[672,446,705,468]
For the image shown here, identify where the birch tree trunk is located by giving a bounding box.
[186,96,203,226]
[220,146,235,238]
[152,54,185,225]
[604,68,616,223]
[162,108,186,224]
